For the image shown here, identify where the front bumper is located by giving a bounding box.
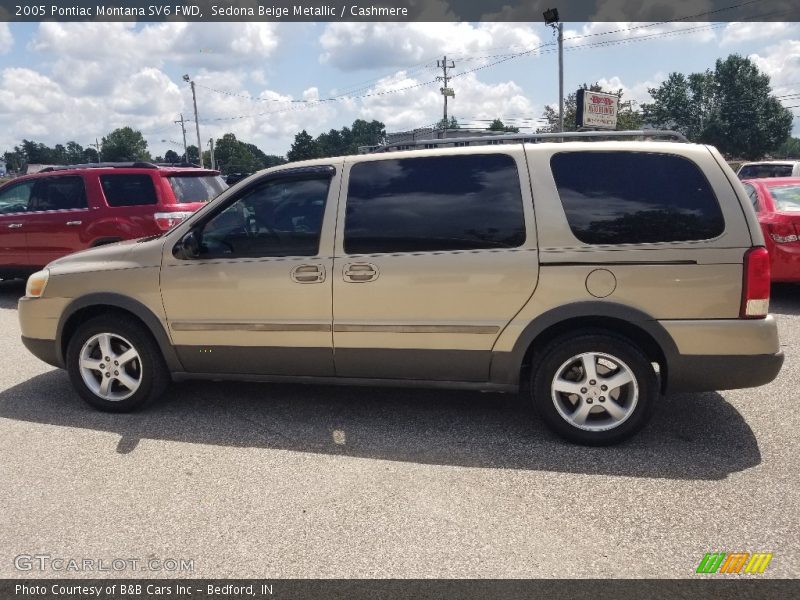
[21,336,63,369]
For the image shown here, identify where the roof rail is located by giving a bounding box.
[370,129,689,153]
[38,161,159,172]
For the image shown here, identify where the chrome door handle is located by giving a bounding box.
[7,223,22,228]
[65,221,82,226]
[291,264,326,284]
[343,263,379,283]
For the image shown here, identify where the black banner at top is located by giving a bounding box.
[1,0,799,22]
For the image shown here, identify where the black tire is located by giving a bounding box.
[65,314,170,412]
[530,330,659,445]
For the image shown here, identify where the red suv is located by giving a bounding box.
[742,177,800,282]
[0,162,227,279]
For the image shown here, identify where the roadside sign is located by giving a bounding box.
[576,89,619,130]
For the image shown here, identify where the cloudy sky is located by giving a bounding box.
[0,20,798,159]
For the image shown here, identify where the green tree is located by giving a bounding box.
[436,116,460,130]
[487,119,520,133]
[776,137,800,158]
[211,133,286,174]
[348,119,386,152]
[287,130,321,162]
[185,145,199,164]
[540,83,642,133]
[82,147,99,163]
[101,127,151,162]
[164,149,181,163]
[64,141,84,164]
[641,54,792,159]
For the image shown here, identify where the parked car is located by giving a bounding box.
[737,160,800,179]
[225,172,252,186]
[0,162,227,279]
[18,137,783,445]
[741,177,800,282]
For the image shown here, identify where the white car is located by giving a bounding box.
[737,160,800,179]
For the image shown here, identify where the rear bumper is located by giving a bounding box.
[660,316,783,392]
[666,352,784,393]
[21,336,63,369]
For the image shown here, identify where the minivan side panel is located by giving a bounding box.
[158,164,343,377]
[332,146,539,381]
[491,143,770,386]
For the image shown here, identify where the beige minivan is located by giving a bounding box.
[18,132,784,445]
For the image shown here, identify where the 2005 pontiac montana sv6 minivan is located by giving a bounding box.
[18,133,784,445]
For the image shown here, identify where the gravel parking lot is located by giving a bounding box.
[0,279,797,579]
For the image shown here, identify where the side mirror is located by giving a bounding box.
[175,230,201,259]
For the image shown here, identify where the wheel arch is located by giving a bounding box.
[90,237,123,247]
[56,293,182,372]
[492,302,679,392]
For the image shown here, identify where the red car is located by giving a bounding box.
[742,177,800,282]
[0,162,227,279]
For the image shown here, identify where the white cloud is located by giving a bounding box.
[173,71,339,157]
[749,40,800,96]
[593,74,665,106]
[319,22,541,71]
[30,22,283,71]
[0,68,104,144]
[720,22,799,47]
[356,70,537,132]
[565,20,717,47]
[0,23,12,54]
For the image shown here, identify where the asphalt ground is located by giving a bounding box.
[0,279,797,579]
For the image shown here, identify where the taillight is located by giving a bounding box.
[741,247,770,319]
[154,211,193,231]
[766,222,799,244]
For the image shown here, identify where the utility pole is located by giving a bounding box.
[437,56,455,139]
[543,8,564,133]
[92,138,102,162]
[184,74,204,168]
[175,113,189,162]
[208,138,215,171]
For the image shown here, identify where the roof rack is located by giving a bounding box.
[38,161,160,172]
[154,162,201,168]
[370,129,688,153]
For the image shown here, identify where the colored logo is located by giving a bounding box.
[696,552,773,574]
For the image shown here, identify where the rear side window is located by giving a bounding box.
[742,183,760,211]
[551,151,725,245]
[344,154,526,254]
[29,176,87,211]
[100,174,157,207]
[168,175,228,203]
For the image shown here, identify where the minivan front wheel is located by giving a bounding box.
[66,315,169,412]
[531,332,658,445]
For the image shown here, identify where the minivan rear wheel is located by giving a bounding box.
[530,332,658,445]
[66,315,169,412]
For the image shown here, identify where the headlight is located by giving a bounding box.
[25,269,50,298]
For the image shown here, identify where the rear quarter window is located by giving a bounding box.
[550,151,725,245]
[100,174,158,207]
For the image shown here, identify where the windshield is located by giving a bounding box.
[769,185,800,212]
[168,175,228,203]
